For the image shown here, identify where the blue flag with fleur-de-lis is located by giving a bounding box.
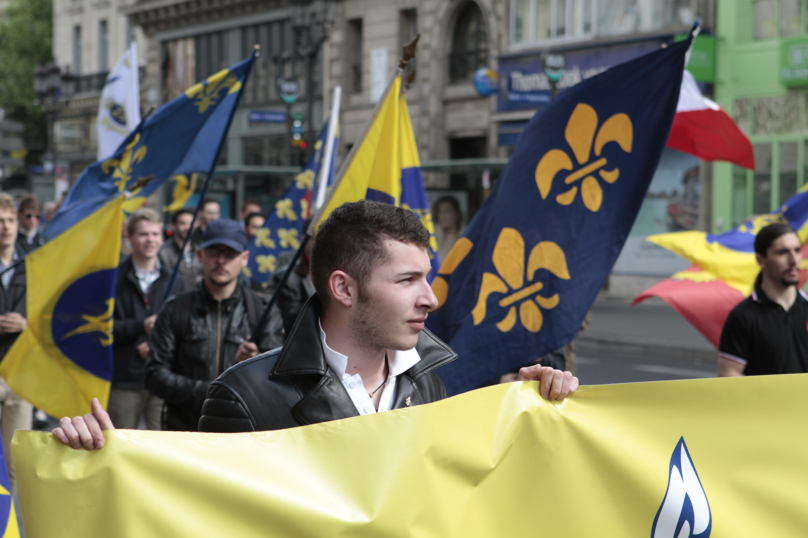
[244,120,336,287]
[44,54,255,240]
[427,38,691,395]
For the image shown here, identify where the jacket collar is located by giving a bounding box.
[271,295,458,379]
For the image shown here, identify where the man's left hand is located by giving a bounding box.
[516,365,579,401]
[236,339,259,362]
[0,312,27,334]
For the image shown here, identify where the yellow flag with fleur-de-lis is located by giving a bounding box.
[427,37,692,395]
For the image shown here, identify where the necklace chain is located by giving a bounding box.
[368,355,389,398]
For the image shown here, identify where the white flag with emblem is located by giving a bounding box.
[96,41,141,161]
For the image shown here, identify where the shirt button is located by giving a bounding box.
[348,381,356,389]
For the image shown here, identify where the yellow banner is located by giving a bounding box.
[14,375,808,537]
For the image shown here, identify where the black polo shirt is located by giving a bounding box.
[719,284,808,375]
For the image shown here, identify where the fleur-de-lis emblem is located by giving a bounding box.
[276,199,298,221]
[185,69,242,113]
[254,228,276,249]
[101,133,148,191]
[256,255,277,274]
[431,237,474,309]
[278,229,300,249]
[162,173,199,213]
[535,103,633,212]
[472,228,570,333]
[62,299,115,347]
[295,169,314,190]
[242,266,253,279]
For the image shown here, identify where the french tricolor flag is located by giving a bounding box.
[666,70,755,170]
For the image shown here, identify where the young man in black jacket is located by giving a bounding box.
[55,202,577,446]
[110,208,184,430]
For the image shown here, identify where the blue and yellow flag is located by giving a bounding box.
[427,39,690,394]
[313,75,438,272]
[0,197,124,418]
[648,184,808,294]
[0,444,18,538]
[13,374,808,536]
[44,54,255,239]
[244,120,336,287]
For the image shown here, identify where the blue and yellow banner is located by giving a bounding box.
[314,75,438,272]
[0,197,124,418]
[648,184,808,293]
[44,54,255,239]
[13,374,808,536]
[244,120,336,287]
[0,444,18,538]
[426,39,689,394]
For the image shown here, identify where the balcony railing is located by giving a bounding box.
[64,66,148,96]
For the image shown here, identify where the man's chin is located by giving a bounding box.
[782,277,800,287]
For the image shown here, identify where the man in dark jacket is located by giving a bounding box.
[110,208,184,430]
[144,219,283,431]
[15,193,46,253]
[0,193,31,495]
[55,203,578,446]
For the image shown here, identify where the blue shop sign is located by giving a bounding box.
[497,39,665,113]
[249,110,288,123]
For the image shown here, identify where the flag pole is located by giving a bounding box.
[250,36,420,343]
[162,47,258,302]
[314,85,341,209]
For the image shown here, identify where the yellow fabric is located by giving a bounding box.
[14,374,808,536]
[0,197,123,418]
[647,231,759,294]
[315,75,402,226]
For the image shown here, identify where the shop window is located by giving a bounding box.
[753,143,772,215]
[73,25,82,75]
[754,0,777,39]
[243,135,285,166]
[782,0,802,36]
[99,20,108,72]
[780,141,798,205]
[450,3,489,83]
[732,166,748,227]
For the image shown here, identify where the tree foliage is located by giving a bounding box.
[0,0,53,154]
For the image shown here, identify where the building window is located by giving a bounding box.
[753,0,804,40]
[753,143,772,215]
[512,0,693,45]
[345,19,363,94]
[73,25,82,74]
[99,20,108,72]
[450,2,489,83]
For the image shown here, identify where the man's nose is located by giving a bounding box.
[420,281,439,310]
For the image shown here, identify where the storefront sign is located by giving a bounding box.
[278,78,299,104]
[674,34,716,83]
[781,37,808,87]
[497,40,664,113]
[248,110,287,123]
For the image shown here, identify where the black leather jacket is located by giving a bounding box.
[198,295,458,433]
[145,283,284,431]
[0,245,26,361]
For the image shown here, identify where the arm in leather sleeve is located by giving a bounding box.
[144,300,209,406]
[256,304,285,352]
[198,381,257,433]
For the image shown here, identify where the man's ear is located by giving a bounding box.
[755,252,765,268]
[328,270,356,308]
[196,248,203,262]
[240,250,249,267]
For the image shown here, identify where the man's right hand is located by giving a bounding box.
[52,398,115,450]
[144,315,157,336]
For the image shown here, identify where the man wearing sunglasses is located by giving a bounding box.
[15,194,45,253]
[143,219,284,431]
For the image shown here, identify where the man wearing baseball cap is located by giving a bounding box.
[143,219,284,431]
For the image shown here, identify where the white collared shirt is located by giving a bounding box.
[318,320,421,416]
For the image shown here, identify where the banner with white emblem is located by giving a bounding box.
[96,42,141,161]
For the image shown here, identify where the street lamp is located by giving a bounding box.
[290,0,335,158]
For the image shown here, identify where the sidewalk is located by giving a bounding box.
[577,297,716,361]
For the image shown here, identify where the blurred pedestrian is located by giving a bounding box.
[190,198,220,245]
[240,199,262,225]
[43,201,58,224]
[110,209,185,430]
[159,208,203,291]
[244,212,264,242]
[16,193,45,253]
[0,193,30,496]
[144,219,283,431]
[433,195,462,263]
[719,223,808,376]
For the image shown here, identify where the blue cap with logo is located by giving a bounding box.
[199,219,248,252]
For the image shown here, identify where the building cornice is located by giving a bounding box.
[124,0,285,36]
